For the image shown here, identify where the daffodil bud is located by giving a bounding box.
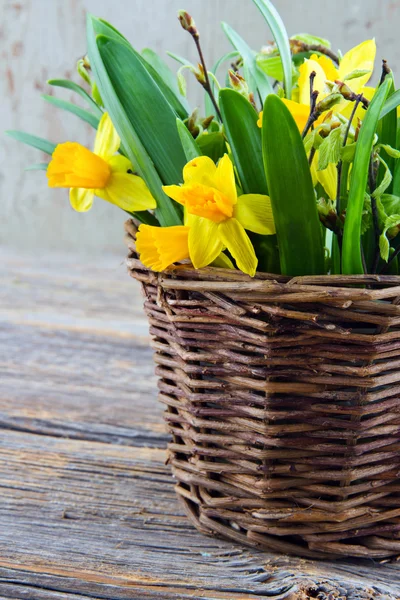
[228,70,249,97]
[315,93,342,115]
[177,10,198,37]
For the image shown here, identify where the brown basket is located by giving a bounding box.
[125,220,400,560]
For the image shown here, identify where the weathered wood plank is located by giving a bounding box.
[1,253,400,598]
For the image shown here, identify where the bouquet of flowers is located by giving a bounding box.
[8,0,400,278]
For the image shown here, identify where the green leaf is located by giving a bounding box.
[176,119,201,161]
[219,88,267,194]
[221,22,273,101]
[341,142,357,163]
[6,130,56,155]
[291,33,331,48]
[141,48,190,114]
[373,156,392,201]
[317,126,342,171]
[97,36,187,185]
[42,95,100,129]
[196,132,226,163]
[342,78,391,274]
[380,214,400,261]
[138,51,189,120]
[262,95,324,275]
[87,15,182,226]
[219,88,280,272]
[256,53,284,81]
[343,69,371,82]
[166,51,195,68]
[25,162,48,171]
[379,143,400,158]
[251,0,292,99]
[377,76,397,193]
[47,79,103,116]
[380,88,400,119]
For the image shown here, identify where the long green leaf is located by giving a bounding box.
[47,79,103,116]
[262,95,324,275]
[141,48,190,116]
[87,15,182,226]
[42,95,100,129]
[342,78,391,274]
[219,88,280,273]
[219,88,267,194]
[6,131,56,155]
[380,88,400,119]
[25,162,48,171]
[377,76,396,194]
[221,22,273,101]
[251,0,292,99]
[97,35,187,185]
[176,119,201,161]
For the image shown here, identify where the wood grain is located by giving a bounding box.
[1,251,400,599]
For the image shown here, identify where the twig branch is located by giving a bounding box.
[379,59,391,86]
[178,11,222,121]
[290,40,339,64]
[301,73,319,139]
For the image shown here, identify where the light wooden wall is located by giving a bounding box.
[1,0,399,254]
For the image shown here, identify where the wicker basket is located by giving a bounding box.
[125,220,400,560]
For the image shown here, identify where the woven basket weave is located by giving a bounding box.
[125,220,400,560]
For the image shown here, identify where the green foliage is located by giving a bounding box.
[42,95,100,129]
[87,15,182,226]
[262,95,324,275]
[6,131,56,155]
[251,0,292,99]
[47,79,103,116]
[342,78,391,274]
[221,22,273,101]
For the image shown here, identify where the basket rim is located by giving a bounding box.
[125,219,400,294]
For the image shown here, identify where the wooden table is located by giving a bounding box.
[1,250,400,599]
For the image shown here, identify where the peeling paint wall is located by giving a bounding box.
[1,0,399,254]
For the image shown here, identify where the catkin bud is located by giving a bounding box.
[177,10,198,37]
[228,70,249,96]
[315,93,342,115]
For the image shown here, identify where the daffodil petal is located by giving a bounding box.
[69,188,95,212]
[183,156,217,186]
[298,58,331,105]
[214,154,237,205]
[310,54,338,84]
[96,172,156,211]
[281,99,311,132]
[338,39,376,93]
[257,111,263,128]
[93,112,120,160]
[162,184,186,206]
[316,160,337,200]
[234,193,276,235]
[136,224,190,272]
[108,154,132,173]
[218,218,257,277]
[188,217,223,269]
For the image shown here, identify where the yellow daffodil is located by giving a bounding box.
[136,155,275,276]
[47,112,156,213]
[136,224,191,272]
